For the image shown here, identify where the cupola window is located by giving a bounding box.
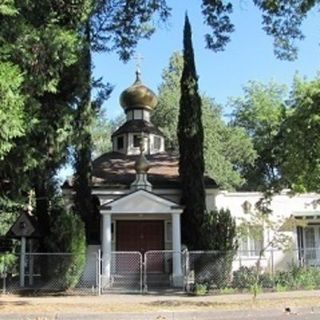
[154,136,161,150]
[117,136,124,150]
[133,134,140,148]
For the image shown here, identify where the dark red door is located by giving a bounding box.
[116,221,164,272]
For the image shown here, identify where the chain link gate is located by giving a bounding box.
[144,250,186,292]
[100,251,143,293]
[99,250,186,293]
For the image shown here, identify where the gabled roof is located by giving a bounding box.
[100,189,183,214]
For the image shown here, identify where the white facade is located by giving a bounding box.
[99,189,183,287]
[215,190,320,271]
[69,183,320,273]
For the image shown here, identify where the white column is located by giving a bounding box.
[102,212,112,286]
[172,212,183,286]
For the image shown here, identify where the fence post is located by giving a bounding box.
[139,253,143,294]
[2,268,6,295]
[28,240,34,286]
[98,249,101,295]
[143,252,147,294]
[20,236,26,287]
[271,248,274,277]
[185,249,190,293]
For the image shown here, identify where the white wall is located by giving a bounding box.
[215,190,320,271]
[94,187,320,271]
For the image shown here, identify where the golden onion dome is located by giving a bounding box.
[120,70,158,111]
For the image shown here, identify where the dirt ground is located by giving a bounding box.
[0,290,320,315]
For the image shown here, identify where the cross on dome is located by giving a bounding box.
[134,53,144,75]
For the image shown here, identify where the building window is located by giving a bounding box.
[154,136,161,150]
[299,225,320,264]
[133,134,140,148]
[117,136,124,150]
[239,226,263,257]
[111,222,115,242]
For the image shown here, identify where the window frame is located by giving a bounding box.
[239,225,264,258]
[133,134,140,148]
[154,136,161,150]
[117,136,124,150]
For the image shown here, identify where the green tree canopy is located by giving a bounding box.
[253,0,320,60]
[230,81,287,191]
[152,52,256,190]
[279,75,320,192]
[0,0,172,245]
[0,62,25,159]
[230,75,320,194]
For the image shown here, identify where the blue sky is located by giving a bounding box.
[59,2,320,180]
[93,1,320,121]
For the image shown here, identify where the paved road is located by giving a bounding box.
[1,308,319,320]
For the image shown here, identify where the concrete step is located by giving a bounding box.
[111,273,141,287]
[146,273,171,287]
[109,273,171,288]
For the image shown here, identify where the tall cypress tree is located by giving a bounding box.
[178,14,206,249]
[73,22,93,243]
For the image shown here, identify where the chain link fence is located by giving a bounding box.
[186,251,235,291]
[144,250,184,292]
[101,251,142,293]
[0,252,100,295]
[2,248,320,295]
[185,248,320,293]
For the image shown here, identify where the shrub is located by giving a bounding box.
[45,202,86,290]
[232,266,256,289]
[198,209,238,288]
[220,286,237,294]
[0,253,17,277]
[193,251,234,289]
[274,265,320,291]
[192,283,208,295]
[259,272,274,288]
[274,270,295,289]
[232,266,273,289]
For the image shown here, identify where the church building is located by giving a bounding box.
[64,70,320,290]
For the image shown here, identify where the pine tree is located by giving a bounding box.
[178,15,206,249]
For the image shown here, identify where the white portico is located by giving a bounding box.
[100,189,183,287]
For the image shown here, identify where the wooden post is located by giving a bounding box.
[28,239,34,286]
[20,236,26,287]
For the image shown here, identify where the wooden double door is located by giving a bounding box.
[117,220,164,253]
[116,220,165,273]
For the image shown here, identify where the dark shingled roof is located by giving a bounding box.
[112,120,163,137]
[83,151,218,189]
